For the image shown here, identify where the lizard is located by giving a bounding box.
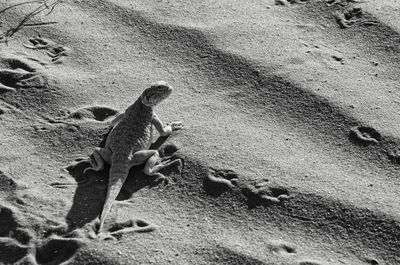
[75,81,183,236]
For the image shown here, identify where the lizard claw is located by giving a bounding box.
[169,121,183,131]
[154,175,173,190]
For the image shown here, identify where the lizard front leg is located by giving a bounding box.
[152,113,183,136]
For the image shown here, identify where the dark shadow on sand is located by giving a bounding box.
[64,128,182,230]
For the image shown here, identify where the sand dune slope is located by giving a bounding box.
[0,0,399,264]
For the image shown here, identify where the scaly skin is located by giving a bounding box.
[83,81,183,236]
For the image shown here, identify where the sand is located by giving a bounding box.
[0,0,399,264]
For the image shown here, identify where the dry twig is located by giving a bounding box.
[0,0,62,44]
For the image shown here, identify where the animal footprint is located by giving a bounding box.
[349,126,381,145]
[98,219,156,240]
[68,106,120,122]
[270,242,297,256]
[327,0,364,6]
[334,7,377,28]
[0,204,19,237]
[35,236,84,264]
[46,106,120,126]
[0,170,19,192]
[0,204,35,246]
[298,260,325,265]
[0,237,29,264]
[0,53,46,92]
[387,148,400,164]
[242,179,291,208]
[203,167,238,196]
[275,0,308,6]
[24,36,70,63]
[363,257,380,265]
[334,7,363,28]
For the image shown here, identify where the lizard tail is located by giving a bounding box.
[98,161,129,233]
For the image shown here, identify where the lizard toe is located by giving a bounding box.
[155,176,173,190]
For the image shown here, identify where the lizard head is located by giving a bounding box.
[141,81,173,107]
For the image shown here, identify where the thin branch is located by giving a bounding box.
[1,5,46,39]
[0,1,41,15]
[24,21,58,27]
[45,1,59,16]
[0,0,63,43]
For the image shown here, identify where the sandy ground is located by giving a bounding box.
[0,0,400,264]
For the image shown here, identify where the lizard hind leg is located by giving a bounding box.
[144,156,182,176]
[144,153,182,186]
[83,147,112,174]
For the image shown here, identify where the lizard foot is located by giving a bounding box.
[153,174,173,190]
[83,147,111,174]
[169,121,183,131]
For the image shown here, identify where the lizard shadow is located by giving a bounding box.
[64,129,181,231]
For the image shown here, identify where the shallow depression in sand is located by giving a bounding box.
[68,106,120,122]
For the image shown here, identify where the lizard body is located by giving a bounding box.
[81,81,182,235]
